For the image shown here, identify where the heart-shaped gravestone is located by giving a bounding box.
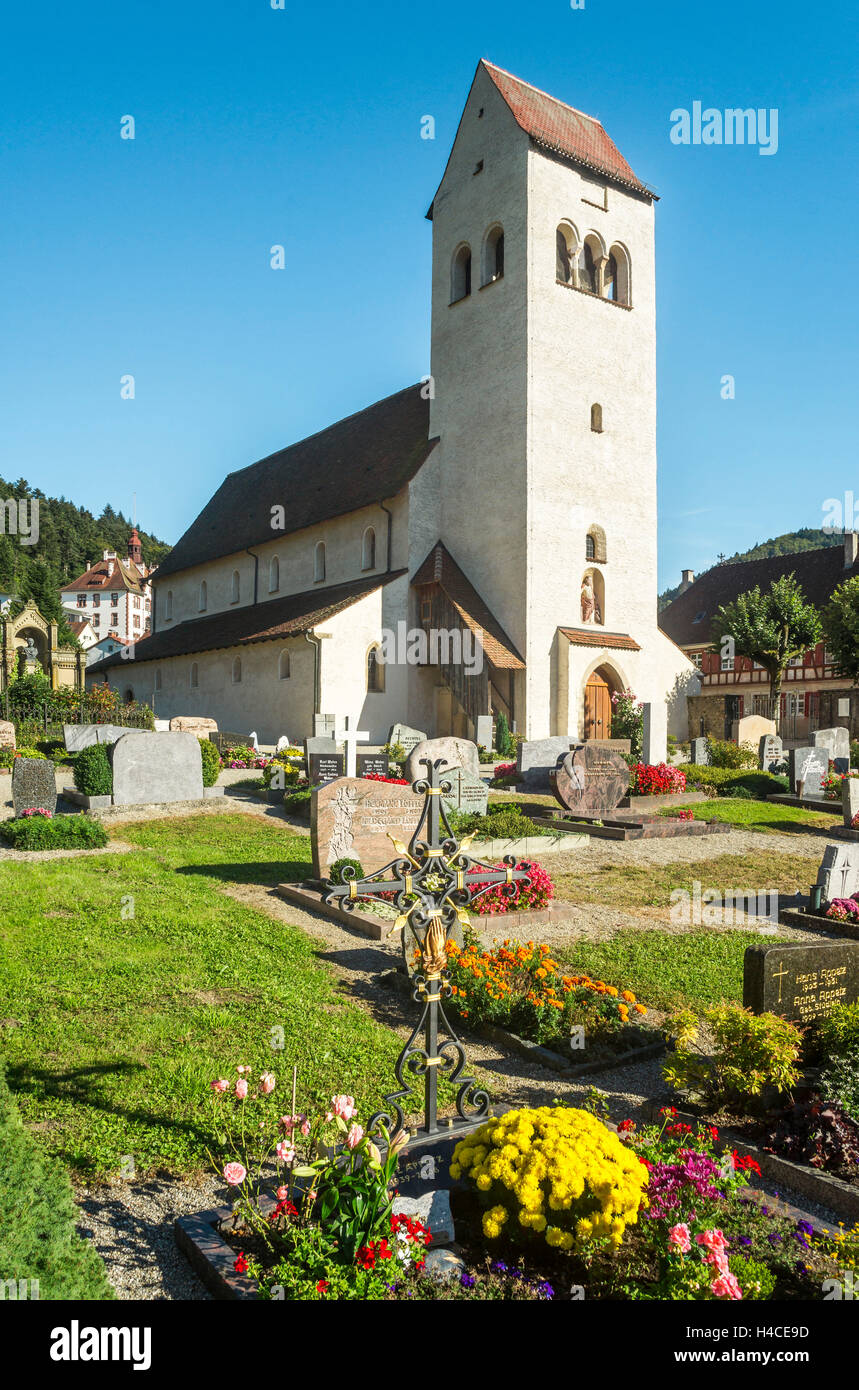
[551,744,630,818]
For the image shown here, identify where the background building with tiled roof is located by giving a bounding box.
[659,533,859,742]
[62,529,152,650]
[87,60,697,750]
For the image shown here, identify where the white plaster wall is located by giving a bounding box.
[153,492,410,632]
[427,66,530,666]
[563,634,699,750]
[316,577,410,745]
[91,636,317,745]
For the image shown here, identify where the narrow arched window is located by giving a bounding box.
[556,225,576,284]
[362,527,376,571]
[279,650,290,680]
[586,534,596,561]
[367,644,385,693]
[579,241,598,294]
[164,590,173,620]
[269,556,280,593]
[199,580,207,612]
[604,253,618,301]
[482,226,504,285]
[190,662,199,688]
[450,245,472,303]
[314,541,326,582]
[586,525,607,563]
[608,243,631,306]
[232,656,242,684]
[590,403,603,433]
[231,570,240,604]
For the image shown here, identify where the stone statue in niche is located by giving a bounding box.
[581,574,601,625]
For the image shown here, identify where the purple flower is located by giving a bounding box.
[797,1220,814,1237]
[460,1273,476,1289]
[739,1236,752,1247]
[491,1261,508,1274]
[767,1232,782,1245]
[536,1281,554,1299]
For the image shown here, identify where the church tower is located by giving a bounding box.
[423,60,693,744]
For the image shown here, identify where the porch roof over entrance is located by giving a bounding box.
[560,627,641,651]
[411,541,524,669]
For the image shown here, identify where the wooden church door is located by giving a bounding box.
[584,673,612,740]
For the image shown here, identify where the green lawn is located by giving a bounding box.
[0,814,405,1179]
[661,797,840,834]
[553,849,818,909]
[554,928,790,1013]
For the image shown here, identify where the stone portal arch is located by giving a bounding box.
[581,660,627,742]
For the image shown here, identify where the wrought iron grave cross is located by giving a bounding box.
[323,757,531,1140]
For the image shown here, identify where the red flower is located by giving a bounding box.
[234,1252,248,1274]
[316,1279,329,1295]
[617,1119,635,1133]
[731,1149,762,1175]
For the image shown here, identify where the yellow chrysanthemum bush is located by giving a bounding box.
[450,1106,648,1252]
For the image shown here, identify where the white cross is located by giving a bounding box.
[335,715,370,778]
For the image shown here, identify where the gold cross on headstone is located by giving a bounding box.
[772,963,790,1004]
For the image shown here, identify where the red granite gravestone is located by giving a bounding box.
[551,744,630,818]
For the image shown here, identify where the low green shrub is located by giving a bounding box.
[328,857,364,884]
[446,803,552,840]
[0,1065,115,1299]
[284,785,317,818]
[73,743,113,796]
[199,737,221,788]
[0,814,109,852]
[676,764,787,798]
[705,738,760,770]
[0,746,46,769]
[663,1003,802,1111]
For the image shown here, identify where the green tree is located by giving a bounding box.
[711,575,823,733]
[824,576,859,684]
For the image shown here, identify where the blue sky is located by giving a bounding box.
[0,0,855,589]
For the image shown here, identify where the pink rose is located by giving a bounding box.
[276,1185,289,1201]
[223,1162,247,1186]
[696,1228,728,1253]
[346,1123,364,1150]
[276,1140,296,1164]
[301,1118,311,1138]
[668,1223,691,1254]
[259,1072,276,1094]
[711,1272,743,1300]
[331,1094,357,1122]
[210,1078,229,1093]
[235,1078,249,1099]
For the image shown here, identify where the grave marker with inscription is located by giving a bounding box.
[357,753,390,778]
[440,766,489,816]
[814,843,859,904]
[744,941,859,1024]
[814,727,850,775]
[311,776,424,876]
[759,733,783,774]
[11,756,57,817]
[789,745,828,798]
[551,744,630,819]
[388,724,427,756]
[690,737,711,766]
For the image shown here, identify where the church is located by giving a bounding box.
[88,60,698,752]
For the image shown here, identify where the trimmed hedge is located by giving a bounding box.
[0,1065,115,1299]
[73,743,113,796]
[0,814,109,851]
[676,764,788,799]
[199,737,220,788]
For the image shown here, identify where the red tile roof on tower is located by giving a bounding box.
[61,555,149,596]
[481,60,652,197]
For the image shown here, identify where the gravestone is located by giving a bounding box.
[814,727,850,775]
[357,752,389,778]
[276,735,293,753]
[440,766,489,817]
[475,714,493,752]
[517,736,577,788]
[210,731,251,754]
[813,843,859,904]
[405,737,480,782]
[689,737,711,766]
[731,714,776,748]
[63,723,128,753]
[110,732,204,806]
[311,776,424,876]
[759,733,783,774]
[744,941,859,1025]
[305,738,344,787]
[169,716,218,737]
[842,777,859,829]
[314,714,336,738]
[789,746,828,798]
[0,720,16,751]
[388,723,427,756]
[551,744,630,819]
[11,757,57,817]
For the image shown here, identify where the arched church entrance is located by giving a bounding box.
[583,664,622,741]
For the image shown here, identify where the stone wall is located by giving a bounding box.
[687,693,728,740]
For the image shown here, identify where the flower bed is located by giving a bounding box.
[0,812,108,852]
[629,763,687,796]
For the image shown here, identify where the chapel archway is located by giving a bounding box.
[583,663,623,741]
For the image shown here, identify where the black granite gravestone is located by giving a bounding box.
[11,757,57,818]
[308,751,345,786]
[356,753,389,778]
[743,940,859,1025]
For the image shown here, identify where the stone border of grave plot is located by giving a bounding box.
[381,967,665,1080]
[620,791,708,813]
[276,881,560,941]
[767,793,840,814]
[62,787,225,811]
[646,1101,859,1223]
[527,813,731,842]
[778,907,859,942]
